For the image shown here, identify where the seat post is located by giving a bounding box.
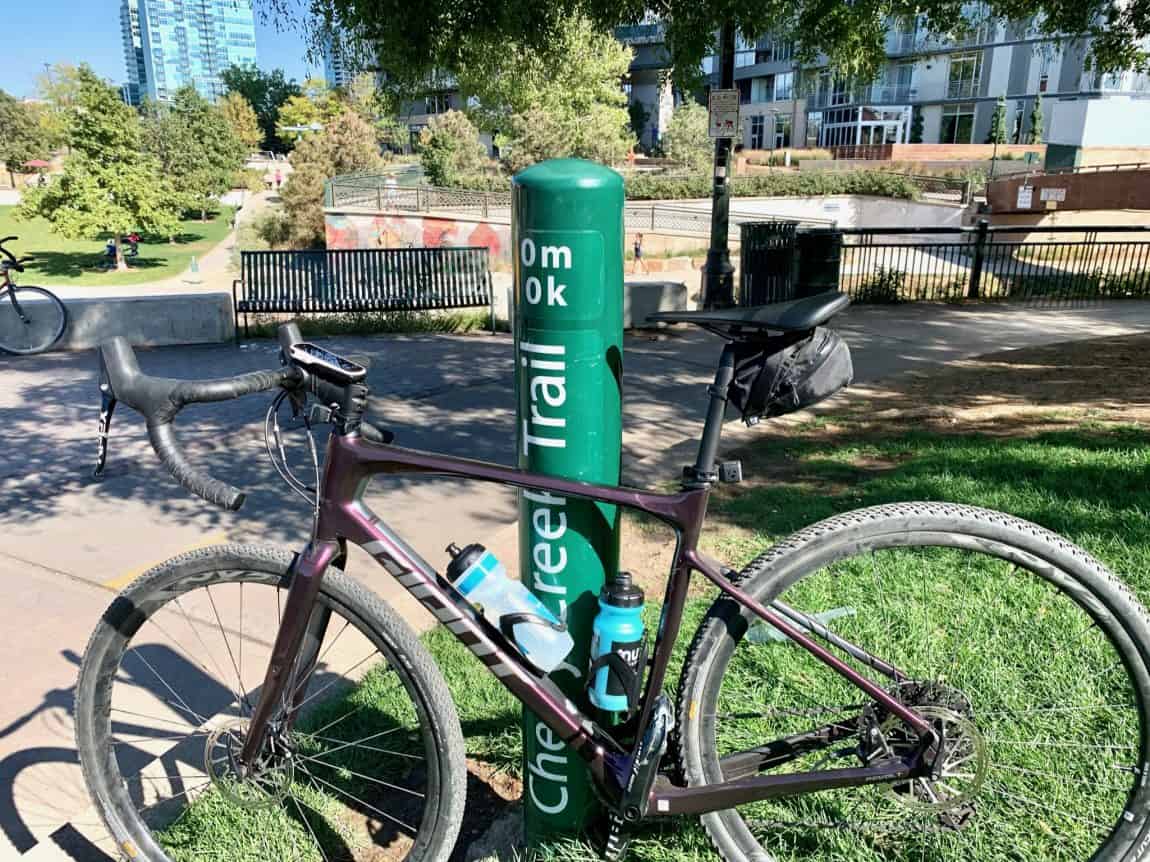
[686,342,737,487]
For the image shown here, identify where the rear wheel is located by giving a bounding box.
[0,286,67,354]
[75,544,466,861]
[677,503,1150,862]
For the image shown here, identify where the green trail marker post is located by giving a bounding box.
[513,159,624,843]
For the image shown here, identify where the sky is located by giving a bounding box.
[0,0,319,99]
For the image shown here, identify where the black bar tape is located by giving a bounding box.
[149,423,245,511]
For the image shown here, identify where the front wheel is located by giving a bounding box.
[0,286,67,354]
[677,502,1150,862]
[75,544,467,861]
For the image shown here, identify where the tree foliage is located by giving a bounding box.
[35,63,83,150]
[281,109,382,247]
[282,0,1149,99]
[17,66,180,264]
[275,77,345,147]
[142,86,247,220]
[419,110,488,185]
[219,91,263,151]
[501,103,633,172]
[660,102,712,172]
[909,107,924,144]
[986,94,1008,144]
[220,65,301,151]
[1028,93,1044,144]
[0,90,48,174]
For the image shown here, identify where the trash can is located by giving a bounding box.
[794,228,844,297]
[739,221,799,305]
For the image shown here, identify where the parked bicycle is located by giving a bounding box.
[79,296,1150,862]
[0,235,67,355]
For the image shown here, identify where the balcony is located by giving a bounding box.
[615,23,665,45]
[946,79,980,99]
[807,85,914,108]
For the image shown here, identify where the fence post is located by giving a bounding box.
[377,184,383,211]
[968,218,989,299]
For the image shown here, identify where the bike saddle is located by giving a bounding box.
[647,291,850,336]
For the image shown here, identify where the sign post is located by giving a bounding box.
[702,22,738,310]
[513,159,624,844]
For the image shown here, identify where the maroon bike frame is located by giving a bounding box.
[240,430,935,817]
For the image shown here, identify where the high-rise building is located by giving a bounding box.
[120,0,259,103]
[120,0,147,105]
[322,32,357,89]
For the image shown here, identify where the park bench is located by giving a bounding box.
[233,246,494,336]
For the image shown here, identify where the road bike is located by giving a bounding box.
[0,235,67,354]
[77,295,1150,862]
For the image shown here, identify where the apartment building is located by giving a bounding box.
[691,16,1150,151]
[120,0,259,103]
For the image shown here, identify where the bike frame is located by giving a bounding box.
[240,346,937,819]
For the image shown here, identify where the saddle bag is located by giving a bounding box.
[727,327,853,425]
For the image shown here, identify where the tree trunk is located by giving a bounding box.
[115,237,128,272]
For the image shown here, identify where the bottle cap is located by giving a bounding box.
[602,571,644,608]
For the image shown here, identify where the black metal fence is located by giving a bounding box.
[741,220,1150,305]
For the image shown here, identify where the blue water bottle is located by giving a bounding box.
[589,572,646,715]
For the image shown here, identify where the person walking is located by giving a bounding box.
[275,169,283,191]
[631,233,648,274]
[126,232,141,258]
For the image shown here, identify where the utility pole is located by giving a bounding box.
[701,22,736,309]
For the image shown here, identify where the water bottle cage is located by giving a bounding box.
[588,641,648,714]
[498,612,567,642]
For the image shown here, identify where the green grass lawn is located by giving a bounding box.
[0,206,232,286]
[152,418,1150,862]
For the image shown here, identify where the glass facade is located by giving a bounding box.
[124,0,258,103]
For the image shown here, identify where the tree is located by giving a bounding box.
[143,86,247,220]
[286,0,1149,97]
[275,78,345,147]
[281,109,382,246]
[220,65,301,151]
[501,102,633,172]
[419,110,488,185]
[628,101,651,148]
[17,66,180,269]
[986,94,1008,144]
[219,92,263,151]
[661,102,711,172]
[908,107,924,144]
[1028,92,1045,144]
[0,90,48,182]
[35,63,82,151]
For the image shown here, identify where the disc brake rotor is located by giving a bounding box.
[205,719,294,808]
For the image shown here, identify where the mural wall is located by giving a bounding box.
[325,211,513,270]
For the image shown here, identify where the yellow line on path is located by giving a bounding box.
[101,532,229,591]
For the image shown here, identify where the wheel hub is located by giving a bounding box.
[863,682,989,826]
[204,719,294,808]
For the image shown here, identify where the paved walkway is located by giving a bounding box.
[3,301,1150,859]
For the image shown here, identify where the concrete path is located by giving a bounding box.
[4,301,1150,859]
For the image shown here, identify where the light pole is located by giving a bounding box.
[701,22,737,310]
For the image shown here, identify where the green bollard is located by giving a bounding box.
[514,159,624,844]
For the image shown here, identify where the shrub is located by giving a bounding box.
[419,111,489,187]
[233,168,265,193]
[855,266,906,304]
[661,103,712,172]
[623,170,920,201]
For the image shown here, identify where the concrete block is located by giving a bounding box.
[624,280,688,329]
[53,292,234,351]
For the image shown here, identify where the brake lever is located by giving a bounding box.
[94,365,117,479]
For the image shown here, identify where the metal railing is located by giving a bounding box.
[827,223,1150,303]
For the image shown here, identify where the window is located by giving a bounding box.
[947,52,982,99]
[751,77,772,102]
[750,115,765,149]
[940,102,975,143]
[755,40,793,64]
[737,78,752,104]
[774,71,794,101]
[426,92,451,114]
[774,114,792,148]
[1039,73,1048,92]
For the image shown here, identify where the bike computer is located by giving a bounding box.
[288,342,368,383]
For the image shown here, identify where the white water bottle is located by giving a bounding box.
[445,543,574,673]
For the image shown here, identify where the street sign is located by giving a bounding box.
[708,89,740,139]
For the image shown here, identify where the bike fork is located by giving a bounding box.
[239,540,341,765]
